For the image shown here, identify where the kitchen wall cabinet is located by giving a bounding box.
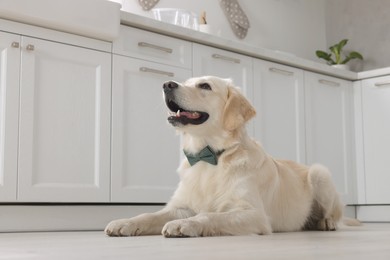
[17,36,111,202]
[252,59,306,163]
[304,72,355,204]
[0,32,20,201]
[357,75,390,204]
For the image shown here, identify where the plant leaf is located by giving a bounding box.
[316,50,329,59]
[338,39,348,50]
[329,45,341,64]
[349,51,363,60]
[324,39,363,65]
[331,39,348,64]
[341,57,351,64]
[341,51,364,64]
[316,50,335,64]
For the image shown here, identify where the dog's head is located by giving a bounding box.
[163,76,256,135]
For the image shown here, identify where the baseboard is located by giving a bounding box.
[344,205,356,218]
[0,204,359,232]
[0,204,164,232]
[356,205,390,222]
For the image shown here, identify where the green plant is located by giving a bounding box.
[316,39,363,65]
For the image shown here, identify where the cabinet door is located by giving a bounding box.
[193,43,253,96]
[111,55,191,202]
[253,60,305,163]
[361,76,390,204]
[305,72,355,204]
[18,37,111,202]
[113,26,192,69]
[0,32,20,201]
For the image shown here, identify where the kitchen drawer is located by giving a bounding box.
[113,26,192,69]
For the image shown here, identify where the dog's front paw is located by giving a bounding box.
[162,219,202,238]
[318,218,337,231]
[105,218,144,237]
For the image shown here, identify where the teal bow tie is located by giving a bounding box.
[184,146,225,166]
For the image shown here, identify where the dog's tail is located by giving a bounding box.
[342,217,362,226]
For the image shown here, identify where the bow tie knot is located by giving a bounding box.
[184,146,224,166]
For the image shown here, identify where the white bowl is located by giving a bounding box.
[152,8,199,30]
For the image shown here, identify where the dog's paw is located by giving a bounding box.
[162,219,202,238]
[318,218,337,231]
[105,218,144,237]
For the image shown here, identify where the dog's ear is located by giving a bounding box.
[222,86,256,131]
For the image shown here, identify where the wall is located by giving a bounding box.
[325,0,390,71]
[120,0,390,71]
[120,0,327,62]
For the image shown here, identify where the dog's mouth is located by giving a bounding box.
[165,99,209,126]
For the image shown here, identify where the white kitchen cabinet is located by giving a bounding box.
[192,43,253,98]
[111,55,191,202]
[252,60,306,163]
[358,75,390,204]
[17,36,111,202]
[0,32,20,201]
[113,26,192,69]
[304,72,355,204]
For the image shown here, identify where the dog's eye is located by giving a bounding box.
[198,83,212,91]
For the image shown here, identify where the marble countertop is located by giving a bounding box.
[120,12,390,81]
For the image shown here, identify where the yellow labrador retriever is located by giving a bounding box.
[105,76,347,237]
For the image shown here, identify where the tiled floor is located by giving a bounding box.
[0,223,389,260]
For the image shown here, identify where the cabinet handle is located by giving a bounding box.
[269,67,294,76]
[11,42,20,48]
[26,44,35,51]
[138,42,173,54]
[212,54,241,64]
[374,81,390,87]
[318,79,340,87]
[139,67,174,77]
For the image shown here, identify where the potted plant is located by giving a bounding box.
[316,39,363,70]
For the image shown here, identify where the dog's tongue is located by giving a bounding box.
[178,111,200,119]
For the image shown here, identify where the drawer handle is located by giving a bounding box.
[138,42,173,54]
[139,67,174,77]
[374,81,390,87]
[318,79,340,87]
[26,44,35,51]
[212,54,241,64]
[269,67,294,76]
[11,42,20,48]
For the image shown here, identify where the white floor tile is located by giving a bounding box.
[0,223,389,260]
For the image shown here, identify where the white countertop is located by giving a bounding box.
[357,67,390,79]
[120,12,390,81]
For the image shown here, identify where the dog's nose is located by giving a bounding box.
[163,81,179,93]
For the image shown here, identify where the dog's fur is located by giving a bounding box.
[105,76,347,237]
